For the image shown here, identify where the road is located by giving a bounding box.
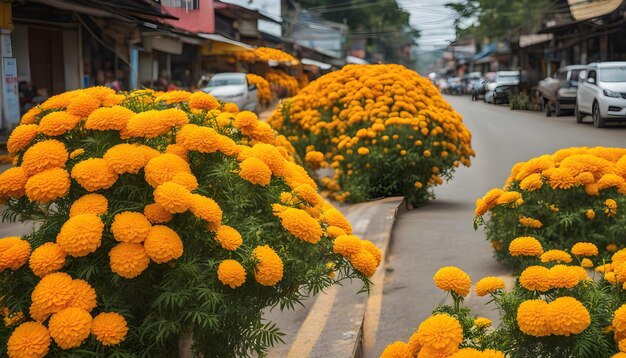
[365,96,626,357]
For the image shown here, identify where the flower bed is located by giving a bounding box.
[246,74,272,105]
[268,64,474,206]
[264,70,300,98]
[0,87,381,357]
[237,47,299,66]
[475,146,626,269]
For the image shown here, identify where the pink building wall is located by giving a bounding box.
[163,0,214,34]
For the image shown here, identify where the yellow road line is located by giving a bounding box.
[362,247,387,355]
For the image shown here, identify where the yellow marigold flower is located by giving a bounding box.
[614,249,626,266]
[176,124,220,153]
[48,307,92,349]
[547,168,576,189]
[21,139,68,176]
[213,225,242,251]
[217,259,247,288]
[326,225,347,238]
[546,296,590,336]
[67,93,100,118]
[605,198,618,217]
[408,331,421,356]
[614,304,626,333]
[581,258,593,268]
[56,214,104,257]
[275,207,323,244]
[474,198,489,217]
[416,314,463,354]
[85,106,134,131]
[7,321,50,358]
[135,145,161,164]
[293,184,323,207]
[159,108,189,128]
[519,173,543,191]
[69,148,85,159]
[571,242,598,257]
[189,91,220,110]
[598,173,626,191]
[361,240,382,266]
[155,90,191,104]
[103,144,146,174]
[91,312,128,346]
[606,271,619,284]
[496,191,521,205]
[474,276,505,296]
[144,153,191,188]
[233,110,258,130]
[0,166,28,199]
[519,266,551,292]
[25,167,70,203]
[0,237,31,272]
[350,249,378,277]
[423,149,431,158]
[170,172,198,192]
[518,216,543,228]
[144,225,184,264]
[608,244,619,252]
[540,249,573,263]
[549,264,581,289]
[37,111,81,136]
[29,242,66,277]
[109,242,150,279]
[614,263,626,283]
[238,157,272,186]
[154,181,193,214]
[126,110,172,138]
[69,193,108,217]
[142,203,172,225]
[380,341,411,358]
[433,266,471,297]
[517,299,549,337]
[357,147,370,155]
[30,272,75,322]
[222,102,239,113]
[67,279,96,313]
[20,106,42,124]
[252,245,283,286]
[111,212,152,244]
[305,150,324,163]
[246,143,287,175]
[509,236,543,257]
[71,158,118,192]
[189,194,223,227]
[620,339,626,353]
[165,143,188,161]
[481,188,503,207]
[7,124,38,154]
[333,235,363,258]
[586,209,596,220]
[474,317,492,328]
[323,208,353,234]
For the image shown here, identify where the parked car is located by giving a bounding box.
[472,72,496,101]
[576,62,626,128]
[447,77,464,95]
[201,73,258,112]
[538,65,586,117]
[484,71,520,104]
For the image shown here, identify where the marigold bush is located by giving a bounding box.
[0,87,381,357]
[264,70,300,97]
[475,146,626,269]
[268,64,474,206]
[246,73,272,105]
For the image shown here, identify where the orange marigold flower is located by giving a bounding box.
[109,242,150,279]
[233,111,258,130]
[48,307,92,349]
[598,173,626,191]
[55,214,104,257]
[222,102,239,113]
[38,111,81,136]
[519,173,543,191]
[517,299,550,337]
[144,203,173,224]
[323,208,352,234]
[519,266,551,292]
[546,296,590,336]
[540,249,573,263]
[518,216,543,228]
[7,321,50,358]
[165,143,188,160]
[548,168,576,189]
[111,211,152,243]
[126,110,171,138]
[350,249,378,277]
[326,225,347,238]
[135,145,161,164]
[380,341,411,358]
[416,314,463,354]
[408,331,421,356]
[189,91,220,110]
[333,235,363,258]
[238,157,272,186]
[71,158,118,192]
[20,106,42,124]
[433,266,471,297]
[29,242,66,277]
[25,167,70,203]
[69,193,108,217]
[549,264,581,289]
[509,236,543,257]
[7,124,39,154]
[275,207,323,244]
[215,225,243,250]
[361,240,382,266]
[581,258,594,268]
[85,105,134,131]
[67,93,100,118]
[217,259,247,288]
[159,108,189,128]
[171,172,198,191]
[605,198,618,217]
[190,194,223,226]
[586,209,596,220]
[305,151,324,164]
[21,139,68,176]
[103,144,146,174]
[608,244,619,252]
[144,153,191,188]
[0,166,28,199]
[293,184,323,207]
[247,143,287,175]
[496,191,522,205]
[69,148,85,159]
[67,279,96,312]
[475,276,505,296]
[614,304,626,333]
[252,245,283,286]
[144,225,184,263]
[571,242,599,257]
[176,124,221,153]
[155,90,191,104]
[474,317,493,328]
[91,312,128,346]
[154,181,193,214]
[40,92,74,110]
[30,272,75,322]
[0,237,30,272]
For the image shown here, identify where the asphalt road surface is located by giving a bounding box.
[365,96,626,357]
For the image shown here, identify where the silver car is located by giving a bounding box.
[576,62,626,128]
[202,73,259,112]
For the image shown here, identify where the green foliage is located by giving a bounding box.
[509,93,539,111]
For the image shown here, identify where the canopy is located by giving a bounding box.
[198,33,253,55]
[301,58,332,70]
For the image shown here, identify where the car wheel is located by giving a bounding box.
[592,102,606,128]
[575,103,583,123]
[545,99,551,117]
[554,101,562,117]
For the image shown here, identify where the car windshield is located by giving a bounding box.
[498,75,518,82]
[208,75,245,86]
[598,67,626,82]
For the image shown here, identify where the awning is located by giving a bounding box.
[301,58,332,69]
[198,33,253,50]
[519,33,553,48]
[568,0,623,21]
[346,55,368,64]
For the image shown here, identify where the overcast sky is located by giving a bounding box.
[221,0,457,51]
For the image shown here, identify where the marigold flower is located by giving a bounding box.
[238,157,272,186]
[482,188,504,206]
[509,236,543,257]
[136,145,161,164]
[0,237,31,272]
[326,225,347,238]
[518,216,543,229]
[614,304,626,333]
[37,111,81,136]
[519,266,551,292]
[215,225,243,250]
[304,150,324,164]
[474,317,492,328]
[144,225,184,263]
[56,214,104,257]
[176,124,221,153]
[585,209,596,220]
[546,296,590,335]
[190,194,223,226]
[222,102,239,113]
[69,148,85,159]
[614,249,626,266]
[275,207,323,244]
[519,173,543,191]
[252,245,283,286]
[25,167,70,203]
[605,198,618,217]
[7,124,38,154]
[433,266,471,297]
[153,181,193,214]
[380,341,411,358]
[233,110,258,130]
[581,258,593,268]
[323,208,353,234]
[144,203,173,224]
[549,264,581,289]
[71,158,118,192]
[30,272,75,322]
[495,191,521,205]
[474,276,505,296]
[155,90,191,104]
[67,92,100,117]
[103,144,146,174]
[540,249,573,263]
[0,166,28,198]
[333,235,363,258]
[109,242,150,279]
[217,259,247,288]
[20,106,42,124]
[85,105,134,131]
[571,242,598,257]
[125,110,172,138]
[416,314,463,354]
[408,331,421,356]
[517,299,549,337]
[48,307,92,349]
[247,143,287,175]
[69,193,108,217]
[608,244,619,252]
[111,211,152,244]
[29,242,66,277]
[189,91,220,110]
[144,153,191,188]
[67,279,96,312]
[21,139,68,176]
[7,321,50,358]
[165,143,188,160]
[91,312,128,346]
[350,249,378,277]
[361,240,382,266]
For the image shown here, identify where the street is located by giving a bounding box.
[365,96,626,357]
